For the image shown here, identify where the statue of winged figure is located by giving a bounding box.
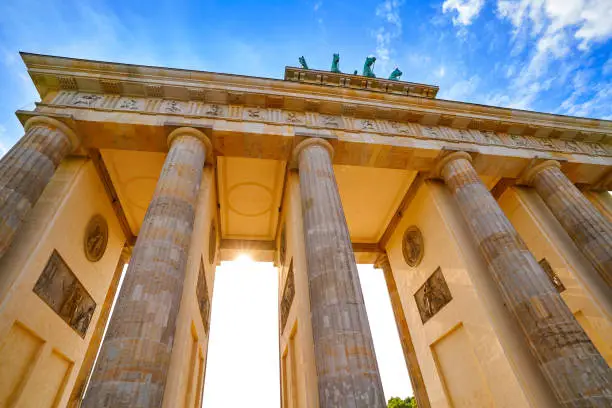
[298,56,309,69]
[363,56,376,78]
[331,53,341,73]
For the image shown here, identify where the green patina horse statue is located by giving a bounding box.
[363,56,376,78]
[331,53,341,73]
[299,56,309,69]
[388,67,402,80]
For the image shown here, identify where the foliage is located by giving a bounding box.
[387,396,417,408]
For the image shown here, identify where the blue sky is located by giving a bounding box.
[1,1,610,405]
[1,0,611,155]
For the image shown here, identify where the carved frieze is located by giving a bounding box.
[280,260,295,333]
[539,258,565,292]
[196,257,211,334]
[33,250,96,337]
[414,267,452,324]
[84,215,108,262]
[402,226,424,267]
[54,91,612,157]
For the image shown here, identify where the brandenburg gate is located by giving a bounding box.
[0,53,610,408]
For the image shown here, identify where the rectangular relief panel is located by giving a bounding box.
[414,267,452,324]
[432,324,494,408]
[21,350,73,408]
[280,259,295,333]
[33,250,96,338]
[0,322,44,405]
[196,258,211,334]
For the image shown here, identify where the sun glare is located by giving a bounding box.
[235,253,253,263]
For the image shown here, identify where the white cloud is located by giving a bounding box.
[442,0,485,26]
[436,66,446,77]
[314,1,322,12]
[440,75,481,100]
[372,1,405,74]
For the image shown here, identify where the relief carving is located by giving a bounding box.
[414,267,452,324]
[402,226,424,267]
[280,260,295,333]
[539,258,565,292]
[164,100,182,113]
[50,91,612,157]
[278,224,287,266]
[73,94,102,107]
[33,250,96,337]
[84,215,108,262]
[284,111,304,124]
[196,258,211,334]
[118,98,140,110]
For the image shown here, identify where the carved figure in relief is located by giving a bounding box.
[74,94,102,106]
[321,114,340,127]
[361,119,376,130]
[415,267,452,324]
[165,100,181,113]
[206,104,221,116]
[119,99,138,110]
[363,56,376,78]
[331,53,341,73]
[388,67,402,80]
[247,108,261,118]
[299,56,309,69]
[285,112,302,123]
[84,215,108,262]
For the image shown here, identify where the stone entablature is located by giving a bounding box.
[22,53,612,146]
[42,90,612,158]
[284,67,439,98]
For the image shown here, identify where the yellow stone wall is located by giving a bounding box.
[278,173,319,408]
[0,158,126,408]
[163,167,218,408]
[499,186,612,364]
[384,180,558,408]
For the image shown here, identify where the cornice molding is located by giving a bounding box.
[20,53,612,144]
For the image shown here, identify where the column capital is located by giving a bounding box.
[167,127,213,163]
[433,150,472,178]
[292,137,334,166]
[24,116,80,151]
[519,159,561,186]
[374,253,390,271]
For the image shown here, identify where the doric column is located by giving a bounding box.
[435,151,611,407]
[68,246,132,408]
[374,254,430,408]
[83,128,211,408]
[293,138,385,408]
[522,160,612,287]
[0,116,78,259]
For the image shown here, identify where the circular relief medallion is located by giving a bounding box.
[84,215,108,262]
[209,222,217,264]
[402,226,424,267]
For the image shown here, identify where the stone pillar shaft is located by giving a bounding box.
[83,128,209,408]
[438,152,611,407]
[528,161,612,287]
[375,254,430,408]
[295,138,385,408]
[0,116,77,259]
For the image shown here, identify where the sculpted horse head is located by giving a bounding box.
[389,67,403,80]
[298,56,309,69]
[331,53,341,73]
[363,56,376,78]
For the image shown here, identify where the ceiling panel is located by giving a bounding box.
[335,165,416,243]
[218,157,285,240]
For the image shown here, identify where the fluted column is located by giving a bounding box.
[436,151,611,407]
[523,160,612,287]
[294,138,385,408]
[83,128,211,408]
[0,116,78,259]
[374,254,430,408]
